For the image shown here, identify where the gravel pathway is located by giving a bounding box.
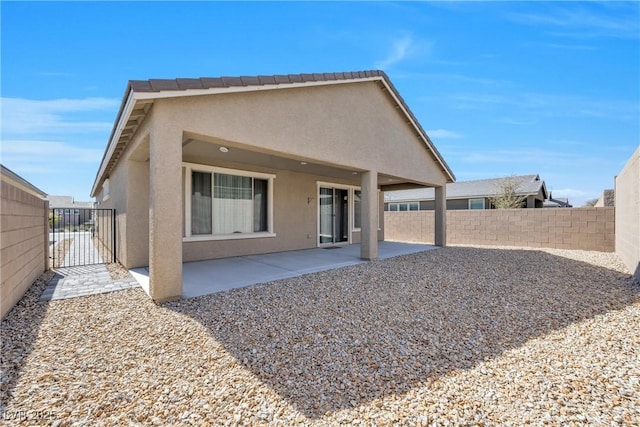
[1,246,638,425]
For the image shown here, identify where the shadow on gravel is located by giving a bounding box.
[0,271,55,413]
[168,247,639,419]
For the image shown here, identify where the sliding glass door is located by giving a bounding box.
[319,187,349,245]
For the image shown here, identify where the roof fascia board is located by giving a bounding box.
[132,77,383,100]
[91,89,136,196]
[386,192,540,203]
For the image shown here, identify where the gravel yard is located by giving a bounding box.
[1,246,639,425]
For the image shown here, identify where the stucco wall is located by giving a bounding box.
[104,151,385,267]
[385,207,615,252]
[102,80,449,272]
[615,147,640,280]
[1,180,48,319]
[181,160,384,263]
[154,81,449,188]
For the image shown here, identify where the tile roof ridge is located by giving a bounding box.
[128,70,387,93]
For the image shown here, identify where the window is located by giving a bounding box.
[352,189,381,230]
[354,190,361,229]
[213,173,255,234]
[388,202,420,212]
[185,164,274,240]
[469,198,485,210]
[191,172,212,235]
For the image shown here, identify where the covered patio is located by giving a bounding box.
[91,71,455,303]
[129,241,437,299]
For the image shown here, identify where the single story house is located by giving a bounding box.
[46,195,95,228]
[385,174,548,211]
[91,70,455,302]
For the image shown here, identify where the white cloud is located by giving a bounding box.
[1,139,104,164]
[552,188,589,198]
[427,129,463,139]
[537,42,599,51]
[449,92,639,121]
[374,35,416,70]
[1,97,118,135]
[507,6,640,39]
[493,117,538,126]
[456,148,604,171]
[551,188,598,207]
[0,96,118,200]
[38,71,75,77]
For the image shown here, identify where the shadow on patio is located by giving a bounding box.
[167,246,639,419]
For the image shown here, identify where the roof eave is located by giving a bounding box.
[91,85,135,197]
[376,75,455,183]
[91,70,456,195]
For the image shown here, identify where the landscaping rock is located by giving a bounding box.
[1,246,638,425]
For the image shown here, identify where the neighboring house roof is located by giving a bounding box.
[91,70,455,197]
[0,164,47,198]
[595,189,614,207]
[543,197,572,208]
[46,195,94,209]
[385,174,547,202]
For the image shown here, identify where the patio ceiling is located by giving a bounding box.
[182,137,418,187]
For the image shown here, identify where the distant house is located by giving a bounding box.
[595,189,614,207]
[46,195,95,229]
[385,174,548,211]
[543,191,572,208]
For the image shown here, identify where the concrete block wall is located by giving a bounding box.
[615,147,640,280]
[1,180,49,319]
[384,207,615,252]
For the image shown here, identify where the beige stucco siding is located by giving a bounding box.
[181,157,383,263]
[97,155,127,263]
[100,79,447,282]
[97,116,152,269]
[154,81,447,187]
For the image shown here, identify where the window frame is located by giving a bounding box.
[316,182,380,239]
[183,163,276,242]
[468,198,485,210]
[351,188,381,232]
[388,201,420,212]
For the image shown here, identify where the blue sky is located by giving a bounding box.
[1,1,638,207]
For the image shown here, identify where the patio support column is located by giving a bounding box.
[435,185,446,247]
[360,170,378,260]
[148,119,183,302]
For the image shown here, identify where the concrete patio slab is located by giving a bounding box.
[130,241,438,299]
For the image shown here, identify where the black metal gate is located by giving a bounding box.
[49,208,116,268]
